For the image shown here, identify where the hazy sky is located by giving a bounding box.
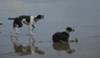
[0,0,100,25]
[0,0,100,15]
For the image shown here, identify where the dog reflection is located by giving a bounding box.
[53,41,75,54]
[11,34,45,55]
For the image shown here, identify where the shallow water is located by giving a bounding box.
[0,0,100,58]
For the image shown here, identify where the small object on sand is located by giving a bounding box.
[35,47,45,55]
[69,37,79,43]
[67,49,75,54]
[75,37,78,43]
[0,23,3,25]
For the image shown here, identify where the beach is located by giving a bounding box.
[0,0,100,58]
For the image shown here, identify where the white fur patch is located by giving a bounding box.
[30,16,35,24]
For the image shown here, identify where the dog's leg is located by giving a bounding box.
[29,35,35,46]
[11,26,20,46]
[15,27,18,33]
[10,33,22,53]
[11,34,18,44]
[28,37,34,54]
[13,25,19,35]
[28,24,33,35]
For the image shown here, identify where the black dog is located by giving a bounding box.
[52,27,75,42]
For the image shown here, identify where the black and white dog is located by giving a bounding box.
[8,14,44,34]
[52,27,75,43]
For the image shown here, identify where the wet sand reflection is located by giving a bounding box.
[52,41,76,54]
[10,34,45,56]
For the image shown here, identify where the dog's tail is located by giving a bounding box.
[8,18,15,20]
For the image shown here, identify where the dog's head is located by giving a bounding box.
[66,27,75,32]
[34,14,44,21]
